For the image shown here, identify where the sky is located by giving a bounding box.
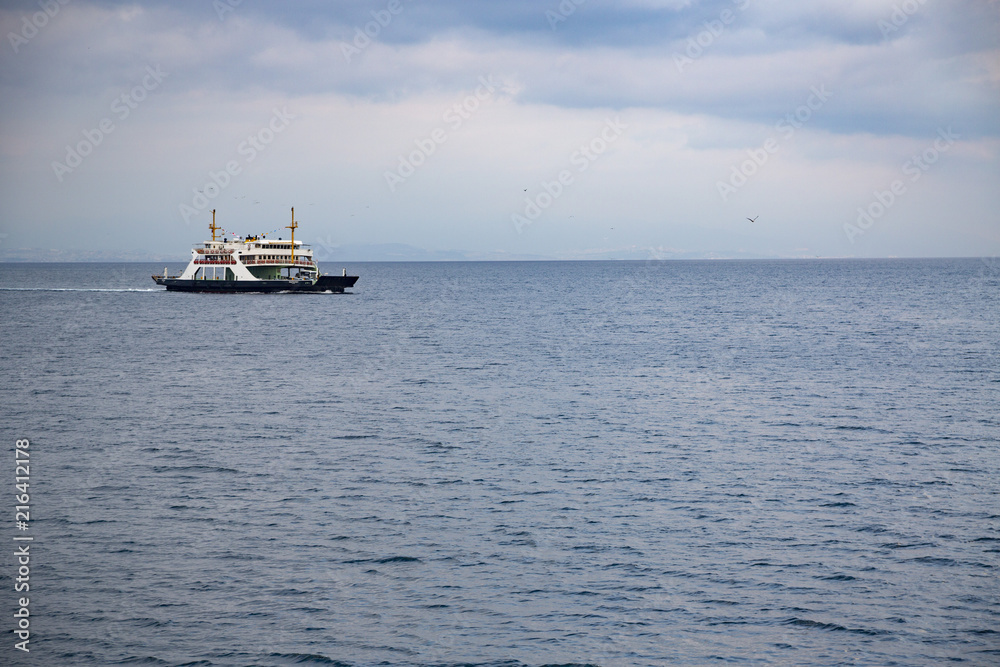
[1,0,998,260]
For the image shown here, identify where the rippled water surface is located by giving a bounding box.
[1,259,999,666]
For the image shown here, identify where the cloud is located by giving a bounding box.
[2,0,996,139]
[0,0,997,258]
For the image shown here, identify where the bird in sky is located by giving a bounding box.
[747,215,759,223]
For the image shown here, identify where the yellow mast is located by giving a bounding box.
[209,209,220,242]
[287,206,298,265]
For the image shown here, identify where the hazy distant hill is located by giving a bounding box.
[315,244,552,262]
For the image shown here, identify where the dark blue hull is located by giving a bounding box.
[153,275,358,293]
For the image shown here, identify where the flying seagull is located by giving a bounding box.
[747,215,759,223]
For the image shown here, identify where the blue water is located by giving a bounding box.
[1,259,999,666]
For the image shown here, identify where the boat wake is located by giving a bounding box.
[0,287,162,292]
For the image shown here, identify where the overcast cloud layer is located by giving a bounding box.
[1,0,998,259]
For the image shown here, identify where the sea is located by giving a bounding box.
[1,258,998,666]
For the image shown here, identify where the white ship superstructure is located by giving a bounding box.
[178,208,318,282]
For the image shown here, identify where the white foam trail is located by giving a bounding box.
[0,287,162,292]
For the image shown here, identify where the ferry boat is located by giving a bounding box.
[153,208,358,293]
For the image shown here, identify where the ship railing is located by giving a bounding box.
[196,247,234,254]
[242,259,317,267]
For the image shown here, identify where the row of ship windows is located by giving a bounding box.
[202,254,309,261]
